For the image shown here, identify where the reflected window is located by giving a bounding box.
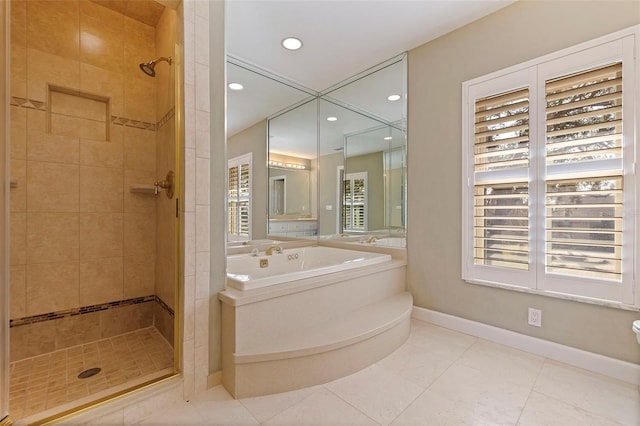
[343,172,367,232]
[228,153,252,240]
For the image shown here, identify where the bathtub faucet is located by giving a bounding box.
[366,236,380,244]
[265,245,283,255]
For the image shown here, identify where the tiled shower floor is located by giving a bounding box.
[8,327,174,421]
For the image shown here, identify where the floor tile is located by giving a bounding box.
[517,391,621,426]
[377,341,456,388]
[392,363,531,425]
[264,388,378,426]
[325,363,424,425]
[533,360,640,425]
[239,385,319,423]
[406,321,476,359]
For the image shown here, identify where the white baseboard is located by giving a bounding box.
[412,306,640,386]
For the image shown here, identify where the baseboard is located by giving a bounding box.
[412,306,640,386]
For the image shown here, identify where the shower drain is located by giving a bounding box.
[77,367,102,379]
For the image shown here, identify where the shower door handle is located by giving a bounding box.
[155,171,175,199]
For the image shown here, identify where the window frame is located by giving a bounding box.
[461,25,639,308]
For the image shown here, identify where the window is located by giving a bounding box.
[343,172,367,232]
[228,153,252,240]
[462,28,638,306]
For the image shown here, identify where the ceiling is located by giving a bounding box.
[226,0,516,92]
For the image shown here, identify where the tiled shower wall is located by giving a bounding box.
[9,0,174,361]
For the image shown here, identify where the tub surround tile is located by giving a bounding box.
[124,255,155,299]
[80,166,124,212]
[79,257,125,306]
[80,63,125,117]
[26,212,80,263]
[124,169,157,214]
[26,261,80,316]
[122,16,156,80]
[27,161,79,213]
[10,0,27,45]
[124,76,156,124]
[51,113,107,141]
[27,130,80,165]
[50,89,108,123]
[79,213,124,259]
[26,0,80,61]
[9,320,56,362]
[99,302,153,339]
[124,212,156,257]
[153,303,174,347]
[10,265,27,320]
[54,311,101,350]
[10,105,27,161]
[10,159,27,212]
[10,212,26,265]
[27,48,80,102]
[124,126,157,172]
[79,0,125,74]
[80,138,124,169]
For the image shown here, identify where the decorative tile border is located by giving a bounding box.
[10,96,175,132]
[10,295,174,328]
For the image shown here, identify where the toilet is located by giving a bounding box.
[633,320,640,344]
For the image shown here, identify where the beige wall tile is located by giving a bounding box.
[10,159,27,212]
[50,113,107,141]
[27,129,80,165]
[27,212,79,264]
[54,311,100,350]
[10,212,26,265]
[26,0,80,60]
[10,105,27,160]
[50,90,108,123]
[124,127,156,172]
[27,48,80,102]
[124,212,156,257]
[10,265,27,319]
[26,262,80,316]
[154,303,174,346]
[27,161,79,212]
[124,77,156,124]
[79,212,123,259]
[122,16,156,82]
[99,303,153,339]
[79,257,124,306]
[11,0,27,47]
[80,64,124,117]
[10,321,56,362]
[79,166,123,212]
[80,0,124,74]
[11,44,27,99]
[80,138,124,169]
[124,254,155,299]
[124,169,156,214]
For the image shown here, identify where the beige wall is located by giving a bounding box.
[318,151,343,235]
[268,168,311,215]
[407,0,640,363]
[227,120,267,239]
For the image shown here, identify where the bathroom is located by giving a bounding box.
[1,0,640,424]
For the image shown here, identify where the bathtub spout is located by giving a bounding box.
[366,236,380,244]
[265,245,283,255]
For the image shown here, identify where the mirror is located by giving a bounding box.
[226,59,315,240]
[227,54,407,246]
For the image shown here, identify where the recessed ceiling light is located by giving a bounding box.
[228,83,244,91]
[326,116,338,122]
[282,37,303,50]
[383,136,393,140]
[387,94,401,101]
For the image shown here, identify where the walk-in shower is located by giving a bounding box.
[3,0,183,423]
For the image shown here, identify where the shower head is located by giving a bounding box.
[139,56,172,77]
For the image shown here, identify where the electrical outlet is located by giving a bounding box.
[528,308,542,327]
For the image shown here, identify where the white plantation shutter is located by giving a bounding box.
[473,88,530,271]
[228,154,252,239]
[463,31,637,305]
[343,172,367,231]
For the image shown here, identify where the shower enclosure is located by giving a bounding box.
[2,0,182,422]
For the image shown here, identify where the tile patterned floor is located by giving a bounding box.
[9,326,173,421]
[138,319,640,426]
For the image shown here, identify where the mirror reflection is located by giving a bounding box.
[226,54,407,247]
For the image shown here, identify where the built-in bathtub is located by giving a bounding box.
[220,245,411,398]
[226,245,392,291]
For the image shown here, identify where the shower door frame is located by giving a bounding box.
[0,0,10,424]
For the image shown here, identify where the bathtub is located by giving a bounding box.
[226,245,392,291]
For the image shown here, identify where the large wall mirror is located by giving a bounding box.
[226,54,407,246]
